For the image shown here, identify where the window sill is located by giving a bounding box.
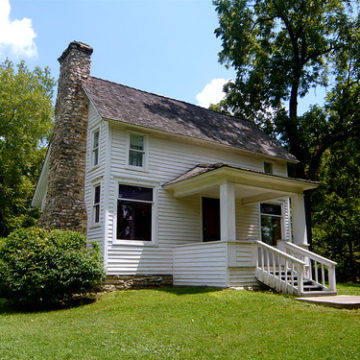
[112,239,158,247]
[89,165,101,173]
[89,224,102,230]
[125,165,149,173]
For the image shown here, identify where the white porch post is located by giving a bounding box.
[220,182,236,241]
[290,194,308,246]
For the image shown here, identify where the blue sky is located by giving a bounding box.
[1,0,324,112]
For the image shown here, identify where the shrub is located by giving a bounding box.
[0,227,105,306]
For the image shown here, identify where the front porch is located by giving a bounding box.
[165,164,337,295]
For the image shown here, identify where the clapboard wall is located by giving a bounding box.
[93,120,290,276]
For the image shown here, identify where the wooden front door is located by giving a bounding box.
[202,197,220,242]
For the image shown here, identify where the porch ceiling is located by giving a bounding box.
[163,163,318,201]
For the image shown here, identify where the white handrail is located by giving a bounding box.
[256,241,306,296]
[284,242,336,292]
[256,241,306,265]
[285,242,337,266]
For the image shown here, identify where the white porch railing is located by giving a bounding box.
[256,241,306,295]
[283,242,337,293]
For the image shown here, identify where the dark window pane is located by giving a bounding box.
[129,150,143,167]
[117,200,152,241]
[94,185,101,204]
[118,185,153,201]
[130,134,144,150]
[260,203,281,216]
[93,148,99,166]
[94,204,100,223]
[261,215,281,246]
[264,162,272,174]
[93,131,99,148]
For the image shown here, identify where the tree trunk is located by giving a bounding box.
[287,76,305,175]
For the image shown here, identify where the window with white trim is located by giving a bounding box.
[92,129,100,166]
[260,203,282,246]
[128,134,145,168]
[116,184,153,241]
[264,162,273,175]
[93,184,101,224]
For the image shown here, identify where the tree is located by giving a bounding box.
[0,60,55,236]
[312,138,360,282]
[213,0,359,179]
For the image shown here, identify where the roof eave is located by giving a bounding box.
[164,166,318,198]
[101,116,298,164]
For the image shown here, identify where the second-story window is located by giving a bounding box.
[92,129,100,166]
[264,162,273,175]
[128,134,145,168]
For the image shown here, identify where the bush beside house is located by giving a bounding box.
[0,227,105,306]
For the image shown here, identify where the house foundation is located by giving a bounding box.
[103,275,173,291]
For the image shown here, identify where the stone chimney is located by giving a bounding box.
[40,41,93,232]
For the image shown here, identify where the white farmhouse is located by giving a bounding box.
[33,42,336,296]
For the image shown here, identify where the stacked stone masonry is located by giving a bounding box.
[40,42,93,232]
[103,275,174,291]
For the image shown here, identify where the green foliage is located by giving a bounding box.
[312,139,360,281]
[213,0,360,280]
[0,60,55,236]
[213,0,359,178]
[0,227,105,306]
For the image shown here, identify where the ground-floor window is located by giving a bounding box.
[93,184,101,224]
[116,184,153,241]
[260,203,282,246]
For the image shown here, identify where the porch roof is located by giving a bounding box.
[163,163,318,201]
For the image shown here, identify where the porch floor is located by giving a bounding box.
[295,295,360,309]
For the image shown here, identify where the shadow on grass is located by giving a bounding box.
[0,295,97,315]
[152,286,225,296]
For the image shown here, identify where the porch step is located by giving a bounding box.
[263,271,331,293]
[256,240,337,297]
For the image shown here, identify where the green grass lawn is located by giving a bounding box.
[1,284,359,360]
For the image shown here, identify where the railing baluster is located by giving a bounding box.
[278,256,282,282]
[298,265,304,294]
[262,247,265,272]
[273,253,276,277]
[328,265,336,292]
[283,241,337,292]
[255,241,309,295]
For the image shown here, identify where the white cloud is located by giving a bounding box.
[0,0,37,58]
[196,78,229,108]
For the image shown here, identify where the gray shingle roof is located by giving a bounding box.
[165,163,318,186]
[82,77,297,162]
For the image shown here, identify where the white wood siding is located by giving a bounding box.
[228,268,259,287]
[173,242,228,287]
[174,241,259,287]
[236,201,260,241]
[90,120,289,282]
[84,103,105,251]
